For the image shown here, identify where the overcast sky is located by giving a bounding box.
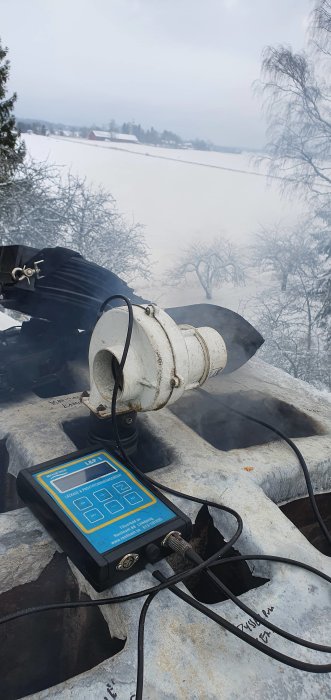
[1,0,311,147]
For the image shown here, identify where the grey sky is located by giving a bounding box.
[1,0,311,147]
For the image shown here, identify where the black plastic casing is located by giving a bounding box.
[17,447,192,591]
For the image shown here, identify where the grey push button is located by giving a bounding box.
[113,481,131,495]
[105,500,124,515]
[84,508,104,523]
[73,497,93,511]
[124,492,143,506]
[94,488,113,502]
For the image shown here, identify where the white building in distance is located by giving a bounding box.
[88,130,139,144]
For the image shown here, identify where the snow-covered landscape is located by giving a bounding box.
[22,133,305,311]
[1,133,327,391]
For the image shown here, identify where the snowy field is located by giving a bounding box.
[22,134,305,313]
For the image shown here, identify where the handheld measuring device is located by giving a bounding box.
[17,448,191,591]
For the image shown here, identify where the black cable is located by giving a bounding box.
[136,592,158,700]
[184,546,331,652]
[102,296,330,554]
[0,530,246,625]
[103,296,244,556]
[98,293,135,319]
[133,550,331,695]
[209,553,331,584]
[1,296,330,695]
[0,501,244,626]
[0,294,244,700]
[153,570,331,674]
[0,551,329,623]
[198,388,331,549]
[103,295,331,692]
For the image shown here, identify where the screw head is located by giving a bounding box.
[24,267,34,277]
[145,304,155,316]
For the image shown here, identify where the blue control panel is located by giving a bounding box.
[34,450,176,554]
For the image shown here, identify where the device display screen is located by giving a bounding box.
[51,461,116,493]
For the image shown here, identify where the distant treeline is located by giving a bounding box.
[17,118,242,153]
[114,121,211,150]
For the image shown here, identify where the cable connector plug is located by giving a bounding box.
[161,531,193,557]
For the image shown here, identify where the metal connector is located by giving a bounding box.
[11,260,44,284]
[161,531,193,556]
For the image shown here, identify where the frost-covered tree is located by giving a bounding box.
[0,160,66,248]
[58,173,150,280]
[256,0,331,332]
[169,238,246,300]
[256,286,330,390]
[251,220,330,387]
[0,161,150,282]
[257,2,331,197]
[0,39,25,182]
[253,222,319,292]
[315,227,331,335]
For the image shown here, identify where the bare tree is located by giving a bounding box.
[256,3,331,198]
[256,0,331,332]
[58,173,150,280]
[251,220,331,386]
[315,227,331,335]
[0,160,150,281]
[169,237,246,300]
[256,286,330,389]
[252,222,319,291]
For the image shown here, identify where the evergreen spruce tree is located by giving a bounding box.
[0,38,25,181]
